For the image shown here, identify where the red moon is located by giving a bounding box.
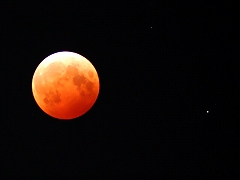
[32,51,100,120]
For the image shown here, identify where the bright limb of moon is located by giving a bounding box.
[32,51,100,120]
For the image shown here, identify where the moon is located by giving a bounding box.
[32,51,100,120]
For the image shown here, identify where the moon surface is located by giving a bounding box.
[32,51,100,120]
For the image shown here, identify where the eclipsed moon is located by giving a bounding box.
[32,51,100,120]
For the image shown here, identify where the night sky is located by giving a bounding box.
[1,1,237,178]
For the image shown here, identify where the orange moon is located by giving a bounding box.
[32,51,100,120]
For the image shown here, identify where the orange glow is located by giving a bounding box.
[32,51,100,120]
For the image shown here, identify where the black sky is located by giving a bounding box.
[1,1,237,178]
